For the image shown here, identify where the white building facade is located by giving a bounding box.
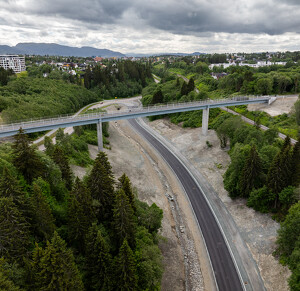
[0,55,26,73]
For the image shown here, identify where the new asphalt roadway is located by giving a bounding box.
[129,118,244,291]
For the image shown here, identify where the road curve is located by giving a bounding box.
[129,118,244,291]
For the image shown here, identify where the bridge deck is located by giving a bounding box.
[0,97,270,137]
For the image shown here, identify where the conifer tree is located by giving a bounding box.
[291,138,300,186]
[84,224,113,290]
[44,136,54,156]
[31,232,84,291]
[180,81,188,96]
[267,144,292,209]
[0,258,22,291]
[31,183,55,241]
[118,174,136,214]
[282,135,291,151]
[113,189,136,248]
[239,145,264,197]
[0,167,29,217]
[152,89,164,104]
[51,146,73,190]
[68,178,95,250]
[0,198,30,261]
[115,239,137,291]
[87,152,115,222]
[12,128,45,184]
[187,77,195,94]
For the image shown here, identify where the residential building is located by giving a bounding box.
[0,55,26,73]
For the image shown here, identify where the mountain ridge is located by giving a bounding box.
[0,43,125,58]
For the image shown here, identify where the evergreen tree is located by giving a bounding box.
[267,152,286,208]
[84,224,113,290]
[0,198,30,261]
[68,178,95,250]
[118,174,136,214]
[0,167,29,216]
[87,152,115,222]
[151,89,164,104]
[291,139,300,186]
[31,183,55,241]
[282,135,291,151]
[51,146,73,190]
[267,139,292,207]
[44,136,54,156]
[239,145,264,197]
[113,189,136,249]
[180,81,188,96]
[84,66,92,89]
[187,77,195,94]
[12,128,45,184]
[0,258,22,291]
[31,232,84,291]
[115,239,137,291]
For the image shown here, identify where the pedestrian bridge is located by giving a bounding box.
[0,96,272,150]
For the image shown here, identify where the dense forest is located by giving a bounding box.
[83,60,153,99]
[0,129,164,290]
[0,59,153,123]
[143,59,300,290]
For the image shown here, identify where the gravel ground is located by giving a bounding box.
[248,95,298,116]
[147,118,291,291]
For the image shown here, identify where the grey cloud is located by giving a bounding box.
[1,0,300,36]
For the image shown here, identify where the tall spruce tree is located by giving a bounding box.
[0,167,30,217]
[180,81,188,96]
[115,239,137,291]
[31,183,55,241]
[0,258,22,291]
[68,178,95,250]
[113,189,136,249]
[118,174,136,214]
[31,232,84,291]
[0,198,30,261]
[84,224,113,291]
[12,128,45,184]
[152,89,164,104]
[87,152,115,222]
[239,145,264,197]
[51,146,73,190]
[291,139,300,186]
[267,142,292,209]
[187,77,195,94]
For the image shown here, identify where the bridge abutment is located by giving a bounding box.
[97,120,103,151]
[202,107,209,136]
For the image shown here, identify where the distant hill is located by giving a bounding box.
[0,43,125,58]
[0,45,23,55]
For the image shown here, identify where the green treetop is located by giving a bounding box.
[12,128,45,184]
[30,232,84,291]
[115,239,137,291]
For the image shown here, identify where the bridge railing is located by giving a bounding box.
[0,96,271,131]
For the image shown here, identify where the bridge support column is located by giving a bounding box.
[202,107,209,136]
[97,120,103,151]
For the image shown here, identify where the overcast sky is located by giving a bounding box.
[1,0,300,54]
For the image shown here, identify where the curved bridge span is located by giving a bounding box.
[0,96,270,139]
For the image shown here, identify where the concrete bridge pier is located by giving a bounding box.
[97,120,103,151]
[202,107,209,136]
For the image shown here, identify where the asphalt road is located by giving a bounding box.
[129,119,244,291]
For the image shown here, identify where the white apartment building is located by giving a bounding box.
[0,55,26,73]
